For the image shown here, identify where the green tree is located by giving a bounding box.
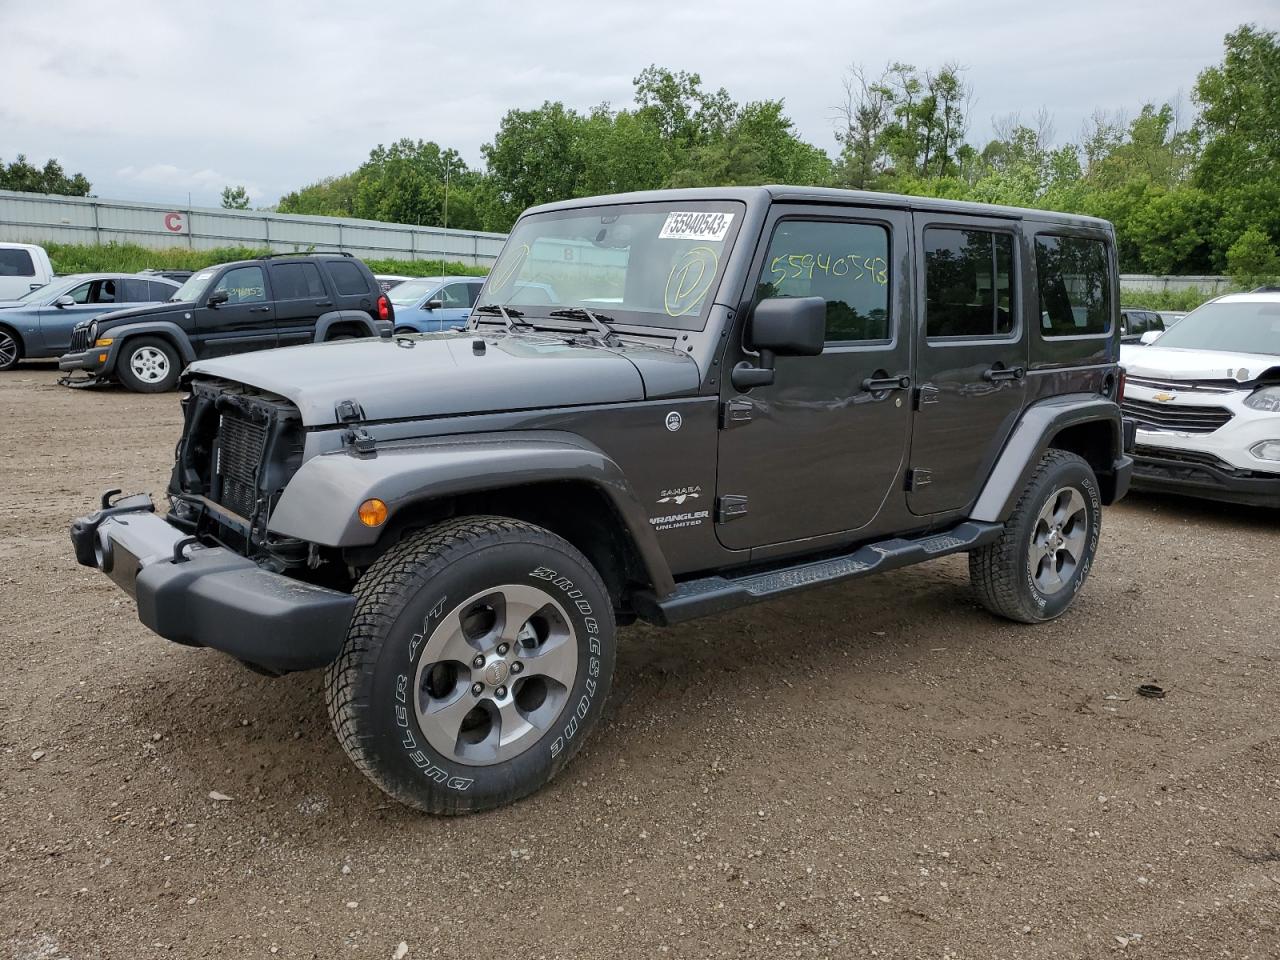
[1193,24,1280,191]
[1226,226,1280,287]
[0,154,91,195]
[220,185,250,209]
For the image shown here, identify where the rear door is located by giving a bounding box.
[193,265,276,357]
[907,214,1027,516]
[715,204,913,550]
[271,261,332,347]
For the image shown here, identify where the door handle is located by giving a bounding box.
[861,375,912,392]
[249,306,270,313]
[316,301,332,307]
[982,365,1025,382]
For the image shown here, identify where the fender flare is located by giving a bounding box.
[103,321,196,369]
[314,310,378,341]
[970,393,1127,522]
[267,429,675,595]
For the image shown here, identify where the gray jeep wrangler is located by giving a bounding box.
[71,187,1134,814]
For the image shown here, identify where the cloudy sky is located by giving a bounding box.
[3,0,1275,208]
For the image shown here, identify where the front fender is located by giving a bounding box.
[267,430,675,595]
[103,320,196,367]
[970,393,1128,522]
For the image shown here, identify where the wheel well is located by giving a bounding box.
[324,321,370,340]
[354,481,649,610]
[1048,420,1115,477]
[394,325,418,335]
[0,321,24,350]
[118,331,181,362]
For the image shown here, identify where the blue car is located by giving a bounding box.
[388,276,559,334]
[0,273,180,370]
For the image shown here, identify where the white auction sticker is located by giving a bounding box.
[658,211,734,242]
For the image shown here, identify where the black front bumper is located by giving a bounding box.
[1130,447,1280,508]
[70,494,355,673]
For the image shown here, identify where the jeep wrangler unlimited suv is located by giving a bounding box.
[58,252,393,392]
[71,187,1133,814]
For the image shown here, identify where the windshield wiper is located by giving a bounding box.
[548,307,620,342]
[473,302,534,332]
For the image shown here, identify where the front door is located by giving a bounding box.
[907,214,1028,515]
[194,265,276,357]
[716,207,913,551]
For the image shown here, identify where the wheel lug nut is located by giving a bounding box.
[497,643,509,656]
[471,682,483,696]
[472,655,485,668]
[495,685,507,698]
[510,661,523,674]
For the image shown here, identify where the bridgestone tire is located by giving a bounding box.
[325,516,616,814]
[969,449,1102,623]
[117,336,180,393]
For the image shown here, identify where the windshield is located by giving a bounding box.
[1151,300,1280,355]
[388,278,442,305]
[478,201,745,331]
[170,268,218,303]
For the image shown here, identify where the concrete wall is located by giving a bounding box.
[1119,274,1233,295]
[0,189,507,266]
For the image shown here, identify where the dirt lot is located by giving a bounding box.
[3,363,1279,960]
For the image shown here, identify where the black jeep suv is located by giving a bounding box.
[72,186,1133,814]
[59,253,393,392]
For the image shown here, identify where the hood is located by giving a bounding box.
[1120,344,1280,385]
[90,300,185,328]
[187,331,700,426]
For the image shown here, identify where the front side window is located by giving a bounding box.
[0,249,35,277]
[482,201,744,330]
[438,283,476,308]
[755,219,891,342]
[925,228,1016,339]
[1036,234,1111,337]
[67,281,92,304]
[213,266,267,304]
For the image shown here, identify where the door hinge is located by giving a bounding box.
[915,384,940,409]
[335,398,365,424]
[716,495,749,523]
[720,398,753,429]
[905,468,933,490]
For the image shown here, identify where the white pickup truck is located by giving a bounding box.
[0,243,55,301]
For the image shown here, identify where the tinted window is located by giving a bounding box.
[118,279,150,302]
[149,281,177,300]
[213,266,267,304]
[755,219,891,342]
[0,249,35,277]
[925,228,1016,339]
[1036,235,1111,337]
[272,262,326,300]
[328,260,369,296]
[439,283,476,308]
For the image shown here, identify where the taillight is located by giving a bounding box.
[377,294,390,322]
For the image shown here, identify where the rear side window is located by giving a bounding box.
[149,281,176,300]
[0,249,35,277]
[327,260,370,296]
[118,279,150,302]
[924,228,1016,339]
[755,219,891,342]
[1036,235,1111,337]
[273,262,326,300]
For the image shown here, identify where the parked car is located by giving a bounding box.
[1158,310,1186,328]
[389,276,555,333]
[140,268,195,283]
[375,274,413,292]
[0,273,179,371]
[58,253,393,392]
[71,186,1131,814]
[1119,307,1165,344]
[0,242,55,300]
[1121,290,1280,506]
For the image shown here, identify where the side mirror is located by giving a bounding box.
[1139,330,1162,345]
[206,290,229,308]
[54,295,75,308]
[424,299,443,310]
[732,297,826,390]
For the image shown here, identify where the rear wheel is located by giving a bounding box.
[969,449,1102,623]
[0,327,22,371]
[117,336,180,392]
[325,516,616,814]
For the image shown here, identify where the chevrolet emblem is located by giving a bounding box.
[1152,392,1176,402]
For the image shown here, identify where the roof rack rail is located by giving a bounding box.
[254,250,354,260]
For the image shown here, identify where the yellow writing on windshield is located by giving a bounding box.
[769,253,888,286]
[665,246,719,317]
[490,243,531,293]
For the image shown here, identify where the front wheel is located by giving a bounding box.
[117,336,180,392]
[969,449,1102,623]
[0,327,23,371]
[325,516,616,814]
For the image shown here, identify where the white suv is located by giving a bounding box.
[1120,290,1280,507]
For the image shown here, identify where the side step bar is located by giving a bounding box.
[633,520,1004,626]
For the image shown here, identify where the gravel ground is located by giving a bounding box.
[3,363,1279,960]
